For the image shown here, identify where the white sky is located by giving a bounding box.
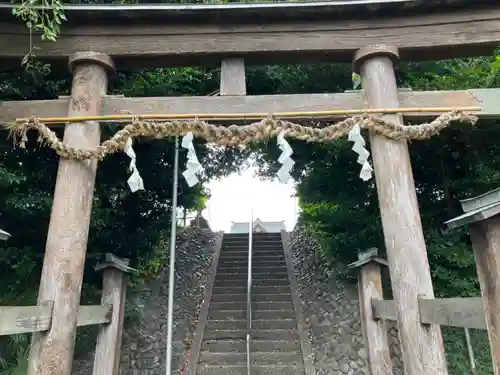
[203,165,299,232]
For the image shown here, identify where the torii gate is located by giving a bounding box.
[0,1,499,375]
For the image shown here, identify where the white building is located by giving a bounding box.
[229,218,286,234]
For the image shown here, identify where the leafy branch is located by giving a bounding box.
[12,0,67,67]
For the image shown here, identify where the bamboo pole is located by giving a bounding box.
[13,106,481,124]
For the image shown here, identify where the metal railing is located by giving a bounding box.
[246,209,254,375]
[166,137,180,375]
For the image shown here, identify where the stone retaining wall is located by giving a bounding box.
[288,228,404,375]
[74,228,218,375]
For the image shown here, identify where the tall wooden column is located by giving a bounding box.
[28,52,114,375]
[353,45,448,375]
[446,187,500,375]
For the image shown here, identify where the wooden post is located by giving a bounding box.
[445,187,500,375]
[28,52,114,375]
[348,248,392,375]
[353,45,448,375]
[220,58,246,96]
[93,253,135,375]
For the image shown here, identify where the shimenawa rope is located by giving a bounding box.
[7,110,477,161]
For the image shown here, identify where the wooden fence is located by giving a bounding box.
[371,297,486,330]
[350,245,488,375]
[0,253,133,375]
[348,187,500,375]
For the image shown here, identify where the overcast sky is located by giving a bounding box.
[203,166,299,232]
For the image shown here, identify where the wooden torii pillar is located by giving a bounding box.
[28,52,114,375]
[353,45,448,375]
[445,187,500,375]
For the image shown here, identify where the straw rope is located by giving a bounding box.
[6,110,477,161]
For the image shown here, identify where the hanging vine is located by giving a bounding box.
[11,0,67,68]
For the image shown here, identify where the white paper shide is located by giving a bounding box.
[181,131,203,187]
[124,137,145,192]
[276,131,295,183]
[348,124,373,181]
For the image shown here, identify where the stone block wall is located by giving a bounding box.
[288,228,404,375]
[73,228,218,375]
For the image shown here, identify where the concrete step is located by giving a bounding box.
[224,233,282,239]
[197,364,304,375]
[202,339,301,353]
[216,272,288,280]
[199,351,303,365]
[222,245,283,251]
[212,286,290,295]
[206,319,297,331]
[221,251,284,258]
[217,266,288,274]
[220,256,284,261]
[221,251,283,256]
[216,269,287,276]
[214,278,289,287]
[203,329,299,341]
[220,247,283,252]
[215,280,289,292]
[218,259,285,266]
[208,309,295,321]
[218,258,285,264]
[210,293,292,303]
[210,301,293,311]
[224,236,282,241]
[223,237,281,242]
[223,239,282,244]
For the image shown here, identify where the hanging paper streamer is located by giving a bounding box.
[276,131,295,183]
[124,137,145,192]
[181,132,203,187]
[348,124,373,181]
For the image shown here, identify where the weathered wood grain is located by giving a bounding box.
[418,298,485,330]
[0,304,112,336]
[220,59,246,96]
[356,45,448,375]
[356,257,393,375]
[1,89,497,126]
[371,300,397,321]
[0,305,53,336]
[372,298,487,329]
[77,305,113,327]
[0,6,498,67]
[93,256,130,375]
[27,52,113,375]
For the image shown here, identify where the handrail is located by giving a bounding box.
[246,209,253,375]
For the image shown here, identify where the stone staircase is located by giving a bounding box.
[196,232,306,375]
